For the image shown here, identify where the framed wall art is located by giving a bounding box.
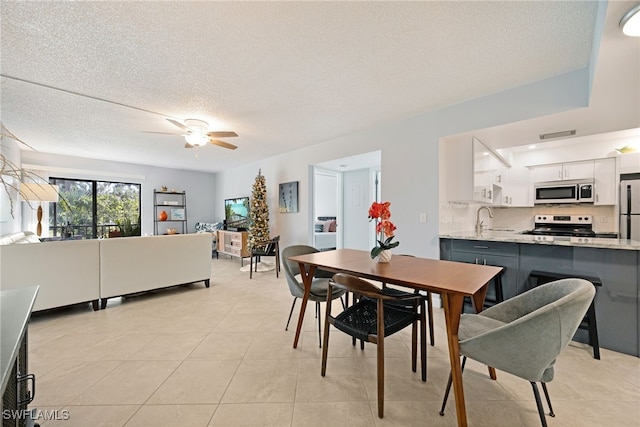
[170,208,185,220]
[279,181,299,213]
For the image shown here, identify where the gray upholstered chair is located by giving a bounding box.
[440,278,595,427]
[282,245,345,347]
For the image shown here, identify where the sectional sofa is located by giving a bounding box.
[0,232,211,311]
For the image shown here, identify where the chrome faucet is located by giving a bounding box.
[476,206,494,234]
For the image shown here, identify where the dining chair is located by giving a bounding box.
[249,235,280,279]
[281,245,346,347]
[439,278,595,427]
[381,254,435,346]
[322,273,427,418]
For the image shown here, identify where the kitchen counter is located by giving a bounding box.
[440,230,640,251]
[440,235,640,357]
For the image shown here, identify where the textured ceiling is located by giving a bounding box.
[0,1,612,172]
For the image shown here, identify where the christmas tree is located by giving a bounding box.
[249,169,269,248]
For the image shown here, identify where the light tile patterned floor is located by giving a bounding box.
[26,256,640,426]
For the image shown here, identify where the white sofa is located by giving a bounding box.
[0,232,101,311]
[0,232,211,311]
[99,233,211,308]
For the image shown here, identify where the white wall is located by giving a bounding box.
[20,151,217,235]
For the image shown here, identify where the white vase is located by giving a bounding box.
[377,249,392,263]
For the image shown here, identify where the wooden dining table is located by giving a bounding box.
[287,249,503,427]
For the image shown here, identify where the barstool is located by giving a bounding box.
[528,270,601,359]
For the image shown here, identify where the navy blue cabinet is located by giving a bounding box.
[441,238,640,357]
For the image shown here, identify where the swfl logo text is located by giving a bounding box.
[2,409,70,421]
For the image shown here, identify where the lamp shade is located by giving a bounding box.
[21,183,59,202]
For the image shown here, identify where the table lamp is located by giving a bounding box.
[21,182,59,236]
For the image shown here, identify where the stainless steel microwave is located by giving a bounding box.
[534,181,594,204]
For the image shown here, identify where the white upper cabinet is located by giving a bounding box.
[443,137,507,204]
[472,138,495,203]
[594,158,616,205]
[620,152,640,174]
[532,160,594,183]
[500,166,532,207]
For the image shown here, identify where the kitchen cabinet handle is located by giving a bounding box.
[558,170,562,179]
[504,196,508,204]
[509,196,512,204]
[473,245,490,249]
[483,259,487,265]
[474,258,479,264]
[496,174,501,183]
[488,189,492,199]
[482,188,486,198]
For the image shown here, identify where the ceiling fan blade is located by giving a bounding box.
[184,142,194,148]
[167,118,190,132]
[141,131,180,135]
[209,139,238,150]
[207,131,238,138]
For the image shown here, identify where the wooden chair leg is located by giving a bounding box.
[376,303,385,418]
[420,299,427,381]
[426,291,435,346]
[321,294,333,377]
[317,301,322,348]
[411,316,417,373]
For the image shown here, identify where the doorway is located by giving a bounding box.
[312,151,381,250]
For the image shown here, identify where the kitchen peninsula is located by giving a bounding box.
[440,231,640,357]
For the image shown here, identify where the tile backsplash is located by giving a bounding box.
[439,203,617,234]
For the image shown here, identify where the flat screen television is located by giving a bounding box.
[224,197,250,231]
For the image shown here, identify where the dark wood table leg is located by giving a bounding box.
[293,263,316,349]
[442,292,468,427]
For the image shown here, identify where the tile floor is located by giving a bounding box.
[26,256,640,426]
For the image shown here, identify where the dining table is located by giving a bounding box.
[286,248,503,427]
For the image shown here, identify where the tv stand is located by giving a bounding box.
[217,230,249,264]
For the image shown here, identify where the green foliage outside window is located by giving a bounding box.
[50,178,141,238]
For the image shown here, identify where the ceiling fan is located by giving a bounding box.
[151,118,238,150]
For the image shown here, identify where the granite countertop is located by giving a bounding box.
[440,230,640,251]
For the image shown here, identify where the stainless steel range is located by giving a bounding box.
[521,214,595,237]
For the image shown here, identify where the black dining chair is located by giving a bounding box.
[322,273,427,418]
[249,235,280,279]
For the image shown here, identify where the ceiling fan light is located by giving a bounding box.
[620,3,640,36]
[184,119,209,133]
[185,133,208,146]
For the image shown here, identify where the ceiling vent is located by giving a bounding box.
[539,130,576,140]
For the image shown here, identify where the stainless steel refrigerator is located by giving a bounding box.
[620,179,640,240]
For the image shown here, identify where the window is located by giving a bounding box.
[49,178,141,239]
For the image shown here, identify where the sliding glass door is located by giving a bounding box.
[49,178,140,238]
